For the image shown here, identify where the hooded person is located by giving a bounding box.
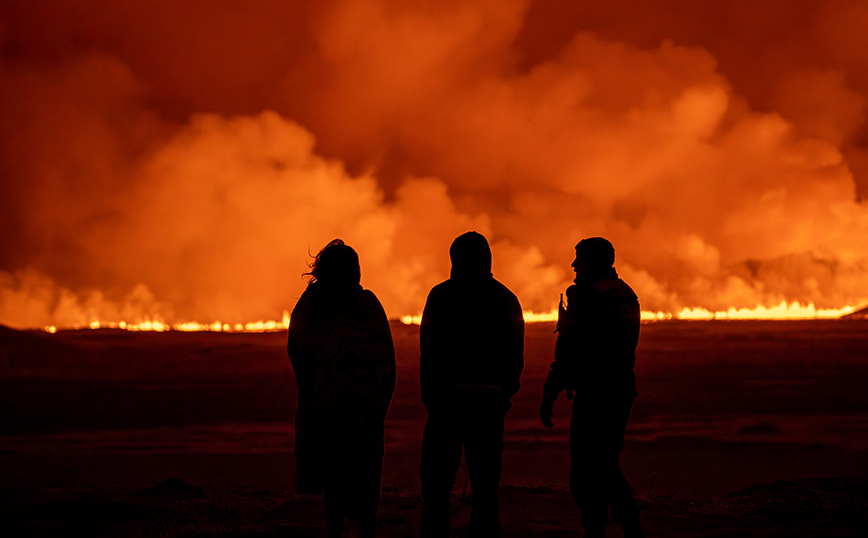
[539,237,645,538]
[419,231,524,538]
[287,239,396,538]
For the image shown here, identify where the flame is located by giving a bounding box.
[672,302,860,320]
[396,301,865,326]
[38,301,866,333]
[527,302,865,323]
[41,311,292,333]
[400,314,423,325]
[522,310,559,323]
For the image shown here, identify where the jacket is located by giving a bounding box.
[545,273,640,405]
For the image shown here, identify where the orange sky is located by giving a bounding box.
[1,0,867,327]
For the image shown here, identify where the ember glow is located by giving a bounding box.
[646,302,860,321]
[2,1,868,330]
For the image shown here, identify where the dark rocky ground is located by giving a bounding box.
[2,320,868,536]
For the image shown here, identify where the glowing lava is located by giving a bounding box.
[43,311,292,333]
[394,302,866,326]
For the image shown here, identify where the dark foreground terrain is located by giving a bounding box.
[1,320,867,536]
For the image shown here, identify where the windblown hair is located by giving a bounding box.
[304,239,361,286]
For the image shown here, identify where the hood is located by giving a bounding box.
[449,231,492,280]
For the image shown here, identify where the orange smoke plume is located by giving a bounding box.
[1,1,867,328]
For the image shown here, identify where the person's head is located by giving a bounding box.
[449,231,492,280]
[305,239,361,288]
[572,237,615,281]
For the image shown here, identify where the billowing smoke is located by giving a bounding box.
[1,0,867,327]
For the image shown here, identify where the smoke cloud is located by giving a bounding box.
[1,0,867,327]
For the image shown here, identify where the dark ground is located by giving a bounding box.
[1,320,867,536]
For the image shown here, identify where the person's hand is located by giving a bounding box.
[539,399,555,428]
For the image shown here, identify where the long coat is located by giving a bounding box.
[287,282,396,510]
[544,273,640,452]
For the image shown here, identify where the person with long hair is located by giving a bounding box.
[288,239,396,538]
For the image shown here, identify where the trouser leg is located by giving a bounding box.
[355,509,377,538]
[569,453,609,535]
[604,455,643,538]
[324,487,346,538]
[570,449,642,535]
[602,400,643,537]
[570,408,609,534]
[570,442,643,536]
[420,413,463,538]
[606,456,640,524]
[464,410,504,538]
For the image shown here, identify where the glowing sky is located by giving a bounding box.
[1,0,867,327]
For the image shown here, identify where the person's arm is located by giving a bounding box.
[367,292,397,421]
[540,286,580,427]
[503,292,525,402]
[539,353,566,428]
[544,330,575,396]
[287,290,315,394]
[419,286,445,407]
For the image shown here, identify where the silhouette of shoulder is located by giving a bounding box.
[566,279,637,306]
[426,276,519,305]
[591,278,638,300]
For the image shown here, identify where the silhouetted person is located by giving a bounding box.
[539,237,645,538]
[288,239,396,538]
[419,231,524,538]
